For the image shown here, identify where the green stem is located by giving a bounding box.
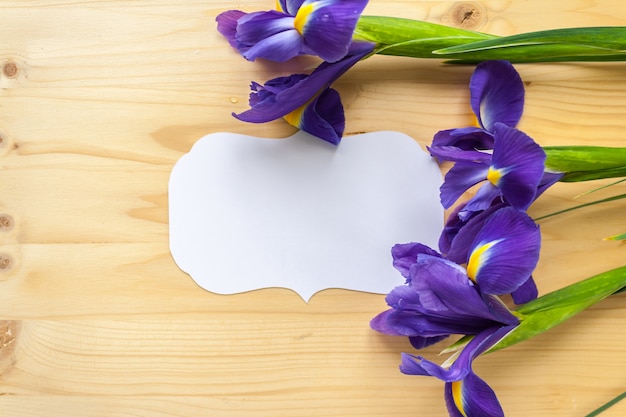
[534,193,626,221]
[585,391,626,417]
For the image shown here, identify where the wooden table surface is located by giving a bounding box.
[1,1,625,416]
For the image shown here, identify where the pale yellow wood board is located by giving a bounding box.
[0,1,625,416]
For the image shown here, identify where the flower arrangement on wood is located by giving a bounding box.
[215,3,626,416]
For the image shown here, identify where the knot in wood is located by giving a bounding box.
[0,214,14,231]
[449,2,485,30]
[0,254,14,271]
[2,61,19,78]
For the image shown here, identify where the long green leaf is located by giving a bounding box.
[435,27,626,52]
[354,16,496,59]
[355,18,626,63]
[576,178,626,198]
[488,265,626,353]
[534,193,626,221]
[544,146,626,182]
[433,26,626,63]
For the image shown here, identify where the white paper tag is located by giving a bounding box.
[169,131,443,301]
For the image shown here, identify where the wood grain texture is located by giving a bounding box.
[0,1,625,416]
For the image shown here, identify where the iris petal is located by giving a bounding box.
[444,203,506,263]
[445,372,505,417]
[409,335,450,349]
[236,11,294,45]
[278,0,306,15]
[468,207,541,295]
[491,123,546,210]
[242,26,304,62]
[301,0,370,62]
[440,161,490,209]
[511,275,538,304]
[428,145,492,164]
[400,325,515,381]
[371,253,519,342]
[458,182,501,219]
[234,41,374,126]
[372,308,491,338]
[470,60,525,131]
[409,255,518,325]
[391,242,441,281]
[295,88,345,145]
[431,127,495,153]
[216,10,246,48]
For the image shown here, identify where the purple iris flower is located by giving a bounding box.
[429,60,562,219]
[433,122,547,216]
[371,207,538,347]
[216,0,369,63]
[370,252,519,349]
[400,325,514,417]
[233,41,375,145]
[440,202,539,304]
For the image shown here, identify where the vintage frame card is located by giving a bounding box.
[169,131,443,301]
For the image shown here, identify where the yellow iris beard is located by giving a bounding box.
[451,381,468,417]
[294,3,315,34]
[283,103,307,128]
[467,241,496,281]
[487,166,503,186]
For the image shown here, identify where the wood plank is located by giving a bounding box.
[0,306,624,416]
[1,1,625,416]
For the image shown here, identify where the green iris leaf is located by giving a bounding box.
[544,146,626,182]
[354,16,497,58]
[354,18,626,63]
[434,27,626,63]
[487,265,626,353]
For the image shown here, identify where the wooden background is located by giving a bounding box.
[1,1,625,416]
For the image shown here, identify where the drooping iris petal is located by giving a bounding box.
[285,87,345,145]
[431,126,495,153]
[400,325,514,381]
[234,41,374,129]
[467,207,541,296]
[510,275,538,304]
[216,10,246,48]
[429,60,525,161]
[440,160,490,209]
[428,144,492,164]
[409,335,450,350]
[445,372,505,417]
[371,309,480,339]
[299,0,370,62]
[490,123,546,210]
[536,170,565,198]
[391,242,441,281]
[470,60,525,132]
